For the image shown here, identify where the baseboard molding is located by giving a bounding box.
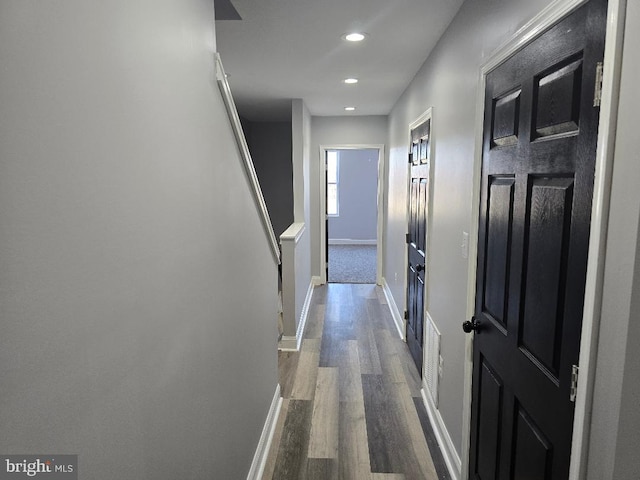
[381,277,405,341]
[311,275,323,286]
[328,238,377,245]
[297,280,314,343]
[278,335,297,351]
[421,380,462,480]
[278,281,314,351]
[247,384,282,480]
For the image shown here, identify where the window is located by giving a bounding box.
[327,151,339,216]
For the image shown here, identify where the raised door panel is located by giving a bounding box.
[520,177,575,379]
[533,56,583,140]
[473,358,504,480]
[483,176,515,329]
[492,89,521,147]
[511,402,553,480]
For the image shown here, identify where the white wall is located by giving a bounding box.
[0,1,279,478]
[384,0,555,461]
[292,100,312,325]
[329,149,379,241]
[310,116,388,276]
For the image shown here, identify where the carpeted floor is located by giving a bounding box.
[328,245,377,283]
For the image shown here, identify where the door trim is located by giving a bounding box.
[462,0,626,479]
[318,144,386,285]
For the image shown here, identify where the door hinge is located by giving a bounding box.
[593,62,603,107]
[570,364,579,402]
[405,233,411,244]
[403,310,409,320]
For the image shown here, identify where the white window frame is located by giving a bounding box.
[326,150,339,217]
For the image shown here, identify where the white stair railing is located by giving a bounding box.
[214,53,281,265]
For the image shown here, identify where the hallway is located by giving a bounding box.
[262,284,449,479]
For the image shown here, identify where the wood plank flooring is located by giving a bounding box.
[262,284,450,480]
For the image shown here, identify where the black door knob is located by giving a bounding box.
[462,318,480,333]
[416,264,425,272]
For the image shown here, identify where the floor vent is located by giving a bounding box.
[424,312,441,407]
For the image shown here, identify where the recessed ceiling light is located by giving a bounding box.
[343,78,358,84]
[344,32,366,42]
[344,106,356,111]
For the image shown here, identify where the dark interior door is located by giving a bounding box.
[468,1,606,478]
[406,119,430,374]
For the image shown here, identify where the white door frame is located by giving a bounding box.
[461,0,626,479]
[319,144,385,285]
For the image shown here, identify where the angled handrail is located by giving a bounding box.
[214,53,281,265]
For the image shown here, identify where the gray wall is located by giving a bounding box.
[328,149,378,241]
[587,1,640,478]
[243,120,294,238]
[384,0,556,461]
[310,116,388,276]
[0,1,279,478]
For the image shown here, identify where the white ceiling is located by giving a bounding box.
[215,0,465,121]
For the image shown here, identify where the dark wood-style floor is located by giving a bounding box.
[262,283,450,480]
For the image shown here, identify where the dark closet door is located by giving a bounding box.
[406,119,430,374]
[468,0,606,478]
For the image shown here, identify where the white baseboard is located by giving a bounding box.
[381,277,405,341]
[247,384,283,480]
[278,281,314,351]
[328,238,377,245]
[278,335,297,351]
[311,275,323,286]
[297,280,314,343]
[421,380,462,480]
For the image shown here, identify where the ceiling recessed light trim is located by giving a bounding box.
[343,32,367,42]
[343,78,358,84]
[344,106,356,111]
